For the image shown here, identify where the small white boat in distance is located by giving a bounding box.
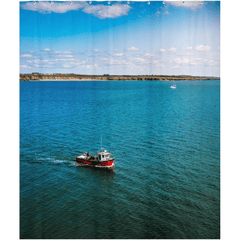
[170,84,176,89]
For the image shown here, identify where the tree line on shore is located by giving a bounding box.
[20,73,220,81]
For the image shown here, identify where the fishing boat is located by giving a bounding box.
[76,148,115,169]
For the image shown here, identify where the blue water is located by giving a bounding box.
[20,80,220,239]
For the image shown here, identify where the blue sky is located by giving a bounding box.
[20,1,220,76]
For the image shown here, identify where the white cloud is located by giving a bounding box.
[171,56,219,67]
[21,2,85,14]
[20,2,131,19]
[173,57,202,66]
[173,58,181,64]
[203,59,219,66]
[63,64,71,68]
[114,53,124,57]
[20,65,32,68]
[54,50,73,54]
[131,58,145,63]
[44,48,51,51]
[187,53,194,56]
[86,49,103,54]
[171,65,180,69]
[145,53,154,57]
[183,46,192,51]
[59,55,74,58]
[127,47,139,51]
[85,64,99,69]
[21,54,33,58]
[159,49,166,53]
[168,1,203,10]
[53,51,74,55]
[195,45,212,52]
[61,59,73,61]
[181,58,191,64]
[108,59,124,65]
[68,60,86,66]
[82,3,132,19]
[169,47,177,52]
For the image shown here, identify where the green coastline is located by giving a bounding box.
[20,73,220,81]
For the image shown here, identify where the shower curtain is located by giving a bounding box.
[20,0,220,77]
[20,1,220,239]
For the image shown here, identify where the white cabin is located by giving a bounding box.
[98,149,112,161]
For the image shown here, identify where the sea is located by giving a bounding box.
[20,80,220,239]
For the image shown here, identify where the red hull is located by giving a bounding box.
[76,158,114,167]
[100,160,114,166]
[77,159,93,165]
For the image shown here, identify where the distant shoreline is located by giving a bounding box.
[20,74,220,82]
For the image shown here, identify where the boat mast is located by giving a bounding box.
[101,136,104,151]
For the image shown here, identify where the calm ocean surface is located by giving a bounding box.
[20,80,220,239]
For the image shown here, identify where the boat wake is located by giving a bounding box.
[22,157,74,166]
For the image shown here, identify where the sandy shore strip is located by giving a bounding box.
[38,78,109,81]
